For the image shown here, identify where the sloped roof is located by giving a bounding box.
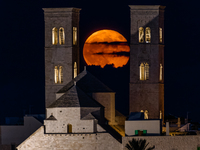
[48,85,102,108]
[57,70,113,94]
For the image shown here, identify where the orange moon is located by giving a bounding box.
[83,29,130,68]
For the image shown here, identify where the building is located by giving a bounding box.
[16,5,200,150]
[0,115,43,150]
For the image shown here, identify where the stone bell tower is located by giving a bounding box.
[129,5,165,119]
[43,8,81,107]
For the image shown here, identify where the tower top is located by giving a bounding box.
[42,7,81,13]
[129,5,165,10]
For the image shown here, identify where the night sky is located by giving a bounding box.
[0,0,199,124]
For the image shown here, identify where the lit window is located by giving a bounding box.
[139,27,144,43]
[67,124,72,133]
[144,110,148,119]
[52,27,58,45]
[59,66,63,83]
[160,64,163,81]
[140,63,149,80]
[55,66,63,84]
[159,28,162,43]
[145,27,151,43]
[140,63,145,80]
[59,27,65,45]
[73,27,77,45]
[54,66,58,83]
[74,62,77,78]
[160,110,162,119]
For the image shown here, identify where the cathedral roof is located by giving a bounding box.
[48,85,102,108]
[57,70,113,94]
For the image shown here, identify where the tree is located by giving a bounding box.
[125,138,155,150]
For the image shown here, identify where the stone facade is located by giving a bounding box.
[129,5,165,119]
[17,126,122,150]
[43,8,81,107]
[44,107,98,133]
[92,92,116,125]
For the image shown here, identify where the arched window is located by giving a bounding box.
[54,66,58,83]
[145,27,151,43]
[139,27,144,43]
[52,27,58,45]
[59,66,63,83]
[160,110,162,119]
[59,27,65,45]
[144,110,148,119]
[159,28,162,43]
[74,62,77,78]
[67,124,72,133]
[73,27,77,45]
[140,63,145,80]
[160,64,163,81]
[140,63,149,80]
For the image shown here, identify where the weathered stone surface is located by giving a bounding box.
[44,8,81,108]
[129,5,165,119]
[17,126,122,150]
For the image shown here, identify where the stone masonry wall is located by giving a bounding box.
[17,126,122,150]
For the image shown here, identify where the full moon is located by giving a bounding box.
[83,29,130,68]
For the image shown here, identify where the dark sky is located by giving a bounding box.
[0,0,200,124]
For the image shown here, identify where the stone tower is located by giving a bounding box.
[43,8,81,107]
[129,5,165,119]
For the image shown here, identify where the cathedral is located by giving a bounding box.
[16,5,200,150]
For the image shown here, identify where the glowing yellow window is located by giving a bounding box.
[159,28,162,43]
[59,66,63,83]
[145,27,151,43]
[74,62,77,78]
[140,63,149,80]
[160,64,163,81]
[139,27,144,43]
[144,110,148,119]
[52,27,58,45]
[73,27,77,45]
[59,27,65,45]
[54,66,58,83]
[140,63,145,80]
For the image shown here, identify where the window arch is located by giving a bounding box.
[59,66,63,83]
[139,27,144,43]
[144,110,148,119]
[52,27,58,45]
[59,27,65,45]
[145,27,151,43]
[160,110,162,119]
[140,63,145,80]
[74,62,77,78]
[67,124,72,133]
[160,64,163,81]
[55,66,63,84]
[140,63,149,80]
[159,28,162,43]
[73,27,77,45]
[54,66,58,83]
